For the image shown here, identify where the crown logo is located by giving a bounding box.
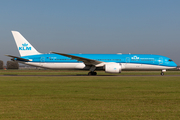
[22,43,28,47]
[131,56,139,59]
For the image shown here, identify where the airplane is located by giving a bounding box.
[6,31,177,76]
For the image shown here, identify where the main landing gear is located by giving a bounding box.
[88,71,97,76]
[88,66,97,76]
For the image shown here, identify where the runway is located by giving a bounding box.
[1,74,180,77]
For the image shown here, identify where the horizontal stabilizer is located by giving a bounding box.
[5,55,29,62]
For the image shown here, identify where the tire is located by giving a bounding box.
[93,72,97,75]
[161,72,164,76]
[88,72,92,75]
[88,72,97,76]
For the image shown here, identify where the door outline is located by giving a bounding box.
[41,57,45,62]
[159,57,163,64]
[126,57,130,63]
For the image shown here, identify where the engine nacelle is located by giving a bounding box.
[105,63,122,73]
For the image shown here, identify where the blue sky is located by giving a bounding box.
[0,0,180,65]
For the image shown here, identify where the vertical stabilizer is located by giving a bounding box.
[12,31,41,56]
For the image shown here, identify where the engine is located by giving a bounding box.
[105,63,122,73]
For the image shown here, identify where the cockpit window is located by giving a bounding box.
[168,59,173,61]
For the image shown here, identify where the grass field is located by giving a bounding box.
[1,69,180,76]
[0,70,180,119]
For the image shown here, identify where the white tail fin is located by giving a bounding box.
[12,31,41,56]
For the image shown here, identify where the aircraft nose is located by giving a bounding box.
[173,62,177,67]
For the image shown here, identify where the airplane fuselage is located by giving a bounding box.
[20,54,177,70]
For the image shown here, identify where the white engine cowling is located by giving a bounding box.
[105,63,122,73]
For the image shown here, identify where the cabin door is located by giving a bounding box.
[126,57,130,63]
[41,57,45,62]
[159,57,163,64]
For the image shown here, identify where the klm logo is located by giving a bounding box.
[19,43,31,50]
[131,56,139,59]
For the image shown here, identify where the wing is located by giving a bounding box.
[5,55,30,62]
[51,52,104,66]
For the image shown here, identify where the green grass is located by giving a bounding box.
[0,76,180,119]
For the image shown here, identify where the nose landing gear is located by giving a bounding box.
[161,72,164,76]
[161,69,166,76]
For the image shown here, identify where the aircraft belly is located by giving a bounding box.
[23,62,175,70]
[25,62,87,70]
[123,63,176,70]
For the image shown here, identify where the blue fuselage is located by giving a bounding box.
[21,54,177,68]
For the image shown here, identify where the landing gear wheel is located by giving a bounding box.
[161,72,164,76]
[88,72,92,75]
[88,72,97,76]
[93,72,97,75]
